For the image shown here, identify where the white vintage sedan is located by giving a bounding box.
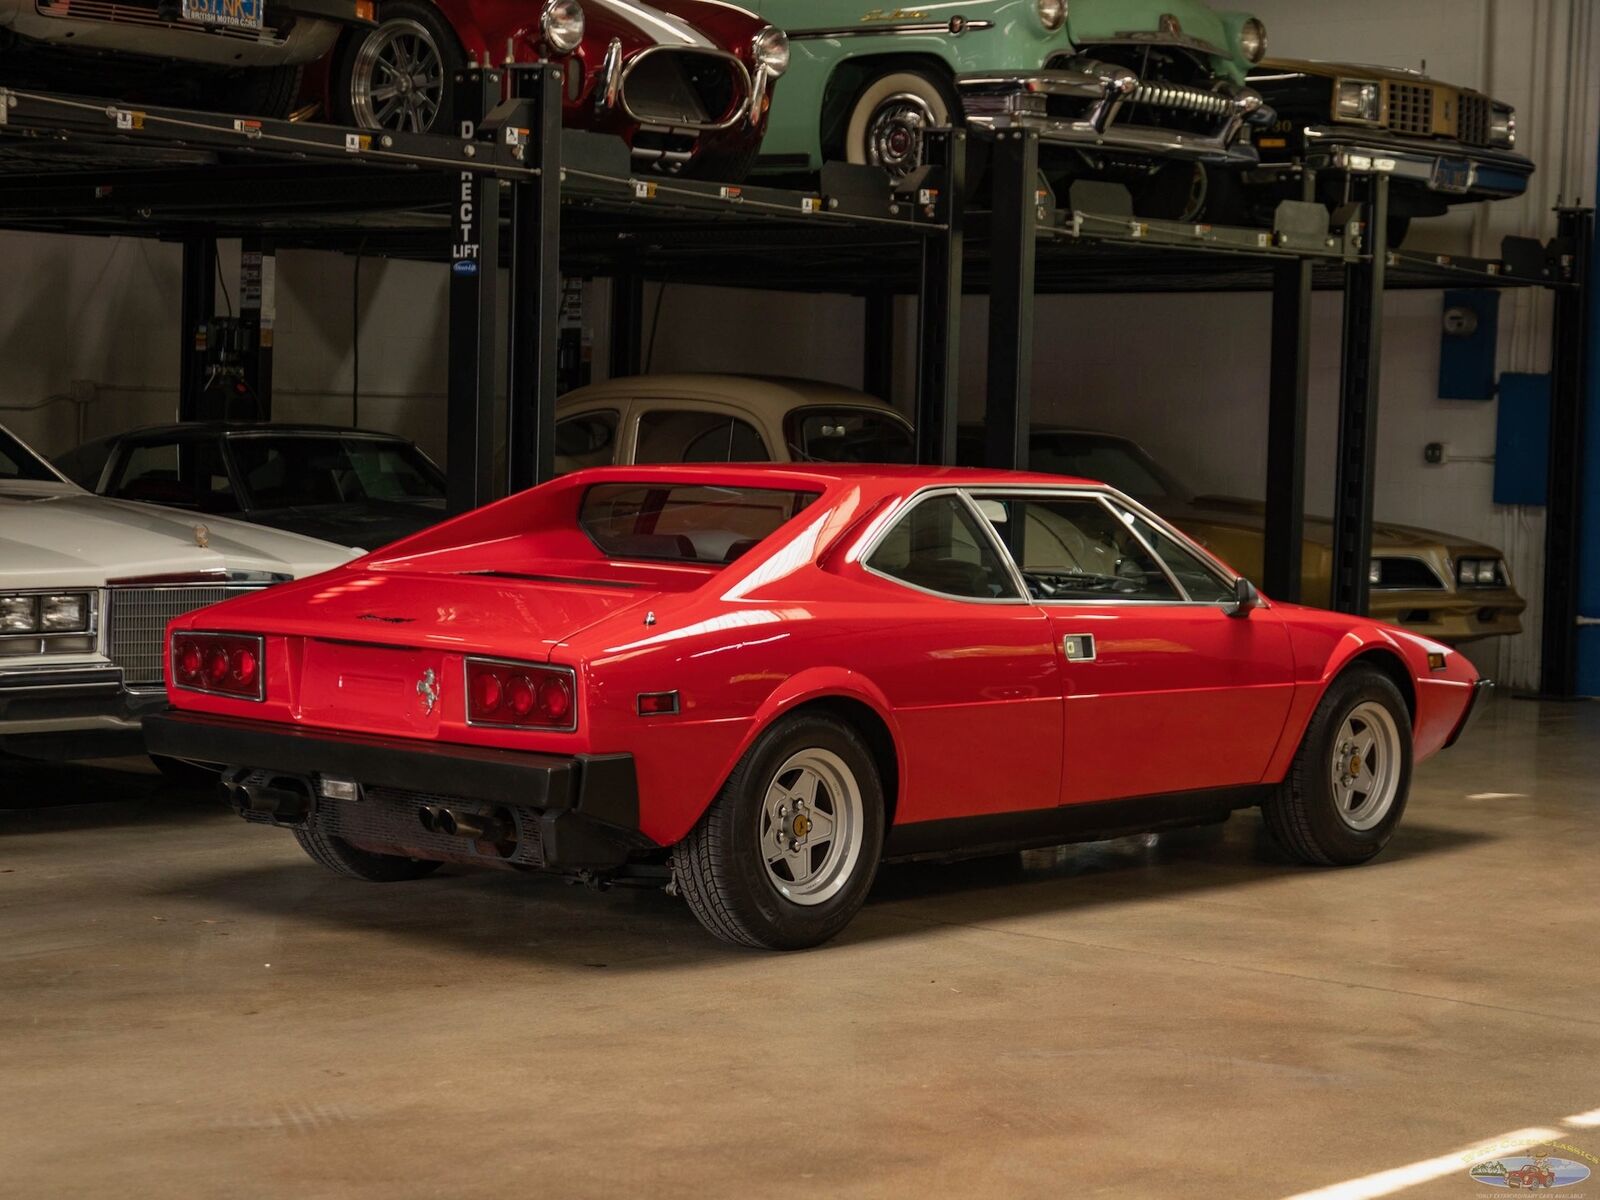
[0,422,358,764]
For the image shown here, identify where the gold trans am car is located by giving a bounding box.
[548,374,1523,643]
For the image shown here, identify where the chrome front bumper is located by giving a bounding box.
[958,64,1266,166]
[0,0,341,68]
[0,663,165,753]
[1301,127,1535,199]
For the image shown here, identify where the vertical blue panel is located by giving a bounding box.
[1494,373,1551,506]
[1438,290,1501,400]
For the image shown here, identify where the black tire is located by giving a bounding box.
[1132,160,1212,222]
[672,713,886,950]
[331,0,464,135]
[210,64,304,119]
[1262,665,1413,866]
[293,826,442,882]
[150,755,222,787]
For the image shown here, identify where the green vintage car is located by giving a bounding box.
[748,0,1269,213]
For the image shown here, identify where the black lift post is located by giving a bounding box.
[505,64,564,493]
[1264,248,1314,599]
[984,128,1039,472]
[445,67,506,515]
[915,128,965,466]
[178,234,217,423]
[1330,173,1392,615]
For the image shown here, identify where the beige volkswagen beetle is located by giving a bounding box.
[555,374,1524,644]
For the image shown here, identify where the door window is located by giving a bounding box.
[1113,503,1235,603]
[866,494,1021,600]
[975,495,1180,602]
[108,440,240,513]
[554,411,620,474]
[636,409,770,464]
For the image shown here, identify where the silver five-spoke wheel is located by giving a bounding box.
[1329,700,1403,831]
[350,19,446,133]
[760,748,864,906]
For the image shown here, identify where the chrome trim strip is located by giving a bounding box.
[790,20,995,40]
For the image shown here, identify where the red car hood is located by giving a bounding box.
[195,568,659,664]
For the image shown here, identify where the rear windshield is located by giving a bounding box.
[787,408,914,464]
[579,483,817,565]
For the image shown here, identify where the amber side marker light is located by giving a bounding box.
[637,691,680,716]
[1428,652,1448,671]
[172,633,264,700]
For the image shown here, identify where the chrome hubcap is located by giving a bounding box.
[760,748,864,906]
[351,19,445,133]
[865,93,937,177]
[1330,701,1402,831]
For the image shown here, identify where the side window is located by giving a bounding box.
[1116,505,1235,603]
[636,409,771,464]
[109,441,239,512]
[975,495,1180,602]
[866,494,1021,601]
[554,411,619,474]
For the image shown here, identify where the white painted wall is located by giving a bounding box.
[2,0,1596,688]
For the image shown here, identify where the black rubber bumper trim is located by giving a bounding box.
[144,710,640,831]
[1444,678,1494,749]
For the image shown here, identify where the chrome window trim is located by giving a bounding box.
[857,488,1029,606]
[462,655,580,734]
[169,631,266,704]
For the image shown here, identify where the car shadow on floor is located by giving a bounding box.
[146,813,1490,969]
[0,756,229,834]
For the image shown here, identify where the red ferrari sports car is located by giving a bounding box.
[146,465,1489,949]
[324,0,787,178]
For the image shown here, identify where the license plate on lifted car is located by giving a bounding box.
[181,0,264,30]
[1431,158,1475,194]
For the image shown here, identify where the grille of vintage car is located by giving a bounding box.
[1457,92,1491,146]
[109,583,267,689]
[1386,81,1435,137]
[621,48,747,130]
[1032,50,1241,138]
[1371,558,1447,591]
[34,0,291,43]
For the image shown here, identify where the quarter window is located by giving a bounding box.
[636,409,770,464]
[867,494,1021,601]
[974,495,1180,602]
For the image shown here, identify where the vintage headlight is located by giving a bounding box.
[40,594,89,632]
[1489,105,1516,148]
[0,595,36,633]
[1457,558,1503,586]
[1369,560,1383,586]
[752,26,790,77]
[1036,0,1067,32]
[1335,78,1382,123]
[1238,17,1267,63]
[541,0,585,54]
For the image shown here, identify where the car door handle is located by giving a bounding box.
[1062,634,1096,662]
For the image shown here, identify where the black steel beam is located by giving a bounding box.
[609,267,645,380]
[1264,257,1312,600]
[239,238,275,420]
[445,69,504,515]
[984,129,1038,471]
[177,234,216,423]
[506,65,563,494]
[1539,207,1594,696]
[1330,174,1391,615]
[915,128,965,465]
[863,288,895,402]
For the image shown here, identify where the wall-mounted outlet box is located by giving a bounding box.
[1425,442,1450,465]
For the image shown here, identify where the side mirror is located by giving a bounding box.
[1224,576,1261,619]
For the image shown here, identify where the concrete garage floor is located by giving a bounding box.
[2,698,1597,1200]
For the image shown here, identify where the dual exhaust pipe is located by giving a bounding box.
[418,803,515,849]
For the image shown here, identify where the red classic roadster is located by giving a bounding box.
[146,466,1489,949]
[324,0,787,178]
